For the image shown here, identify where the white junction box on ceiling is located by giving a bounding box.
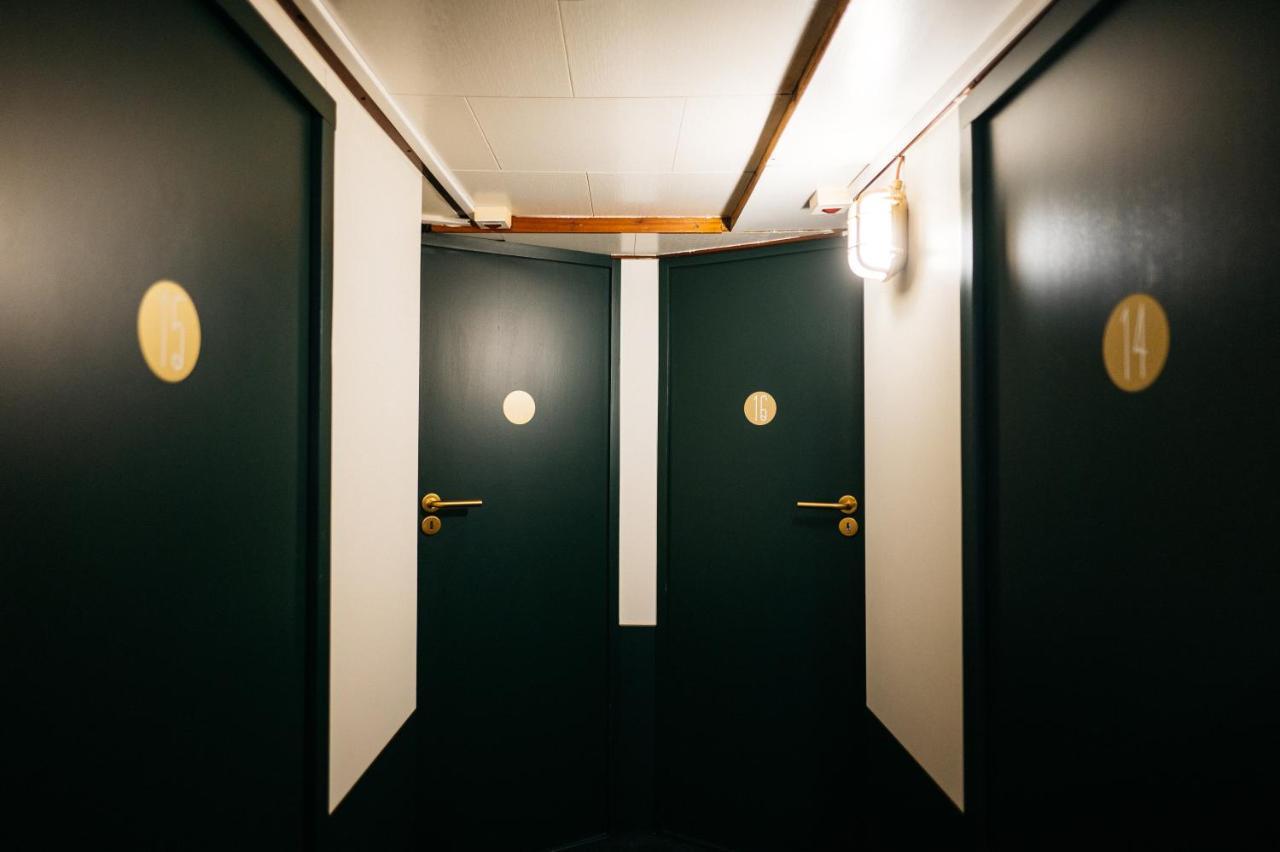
[471,205,512,229]
[807,186,853,216]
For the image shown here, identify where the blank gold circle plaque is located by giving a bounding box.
[137,280,201,383]
[743,391,777,426]
[503,390,536,425]
[1102,293,1169,392]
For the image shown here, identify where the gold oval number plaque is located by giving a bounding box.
[137,280,201,383]
[1102,293,1170,392]
[743,391,777,426]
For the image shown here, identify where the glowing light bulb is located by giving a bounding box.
[847,179,908,281]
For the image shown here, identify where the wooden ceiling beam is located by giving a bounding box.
[427,217,729,235]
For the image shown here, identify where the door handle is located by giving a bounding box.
[796,494,858,514]
[421,492,484,513]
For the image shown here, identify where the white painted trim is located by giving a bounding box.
[246,0,423,814]
[864,108,966,809]
[618,259,660,626]
[421,214,472,226]
[296,0,476,215]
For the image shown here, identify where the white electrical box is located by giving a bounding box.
[472,205,512,229]
[806,187,853,216]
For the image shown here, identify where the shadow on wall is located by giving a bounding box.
[865,710,966,852]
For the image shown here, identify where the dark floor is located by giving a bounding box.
[577,833,710,852]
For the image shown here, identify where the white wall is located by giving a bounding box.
[618,259,659,625]
[863,107,965,807]
[248,0,422,813]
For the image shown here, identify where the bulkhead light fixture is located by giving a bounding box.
[847,159,908,281]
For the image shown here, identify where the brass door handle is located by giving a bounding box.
[796,494,858,514]
[421,492,484,513]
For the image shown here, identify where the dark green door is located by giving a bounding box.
[417,239,612,851]
[659,241,863,851]
[971,0,1280,847]
[0,1,327,847]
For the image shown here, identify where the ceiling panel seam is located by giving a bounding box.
[554,1,578,97]
[463,96,504,170]
[669,99,689,171]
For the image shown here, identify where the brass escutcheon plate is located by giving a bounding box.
[839,517,859,537]
[422,516,442,536]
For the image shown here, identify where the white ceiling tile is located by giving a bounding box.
[454,171,593,216]
[469,98,685,172]
[559,0,830,97]
[327,0,573,96]
[395,96,498,171]
[736,0,1034,230]
[588,172,748,217]
[807,0,1025,164]
[673,95,788,173]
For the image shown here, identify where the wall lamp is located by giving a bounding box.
[847,158,908,281]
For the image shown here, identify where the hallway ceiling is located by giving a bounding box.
[315,0,1052,254]
[327,0,830,220]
